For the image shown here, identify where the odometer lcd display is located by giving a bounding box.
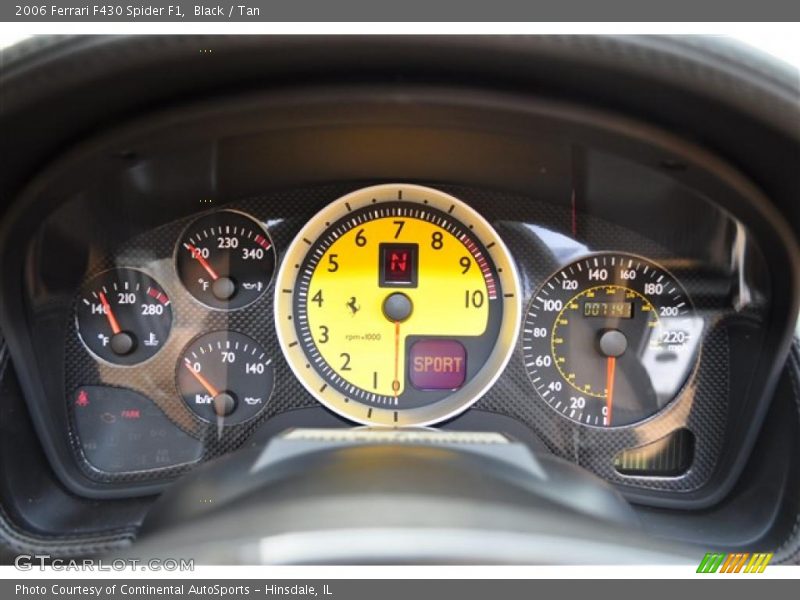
[583,301,633,319]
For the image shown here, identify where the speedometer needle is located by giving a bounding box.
[605,356,616,426]
[183,359,220,398]
[184,243,219,281]
[98,292,121,335]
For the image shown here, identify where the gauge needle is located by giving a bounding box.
[184,243,219,281]
[98,292,121,335]
[183,360,220,398]
[393,321,401,400]
[605,356,616,426]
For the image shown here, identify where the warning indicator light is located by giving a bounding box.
[76,390,90,407]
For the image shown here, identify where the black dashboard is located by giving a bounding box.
[1,35,799,562]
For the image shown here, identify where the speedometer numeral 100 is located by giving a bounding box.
[521,253,702,428]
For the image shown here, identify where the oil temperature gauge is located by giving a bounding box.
[176,210,276,310]
[76,268,173,366]
[177,330,274,425]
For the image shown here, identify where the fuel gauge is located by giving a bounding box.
[176,210,276,310]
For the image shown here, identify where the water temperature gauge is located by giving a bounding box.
[75,268,173,366]
[176,210,276,310]
[176,331,275,425]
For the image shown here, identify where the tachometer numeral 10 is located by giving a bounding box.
[465,290,485,308]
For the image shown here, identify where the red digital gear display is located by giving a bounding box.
[379,243,418,287]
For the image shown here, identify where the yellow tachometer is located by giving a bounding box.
[275,184,521,426]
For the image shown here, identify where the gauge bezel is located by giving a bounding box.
[74,267,174,368]
[521,251,701,430]
[173,208,277,311]
[274,183,522,427]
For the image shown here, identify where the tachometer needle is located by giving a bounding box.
[98,292,121,335]
[184,243,219,281]
[183,359,220,398]
[605,356,616,426]
[393,321,401,400]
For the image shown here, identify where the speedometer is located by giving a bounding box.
[275,184,521,426]
[521,253,701,427]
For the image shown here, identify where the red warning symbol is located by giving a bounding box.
[76,390,90,407]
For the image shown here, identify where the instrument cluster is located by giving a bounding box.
[40,179,766,502]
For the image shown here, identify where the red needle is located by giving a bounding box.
[184,243,219,281]
[98,292,121,335]
[606,356,616,426]
[393,321,401,399]
[183,360,220,398]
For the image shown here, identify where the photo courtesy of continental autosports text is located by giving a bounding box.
[15,584,333,597]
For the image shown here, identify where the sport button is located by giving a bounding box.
[409,340,467,390]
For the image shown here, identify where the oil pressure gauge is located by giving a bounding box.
[177,330,274,425]
[176,210,276,310]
